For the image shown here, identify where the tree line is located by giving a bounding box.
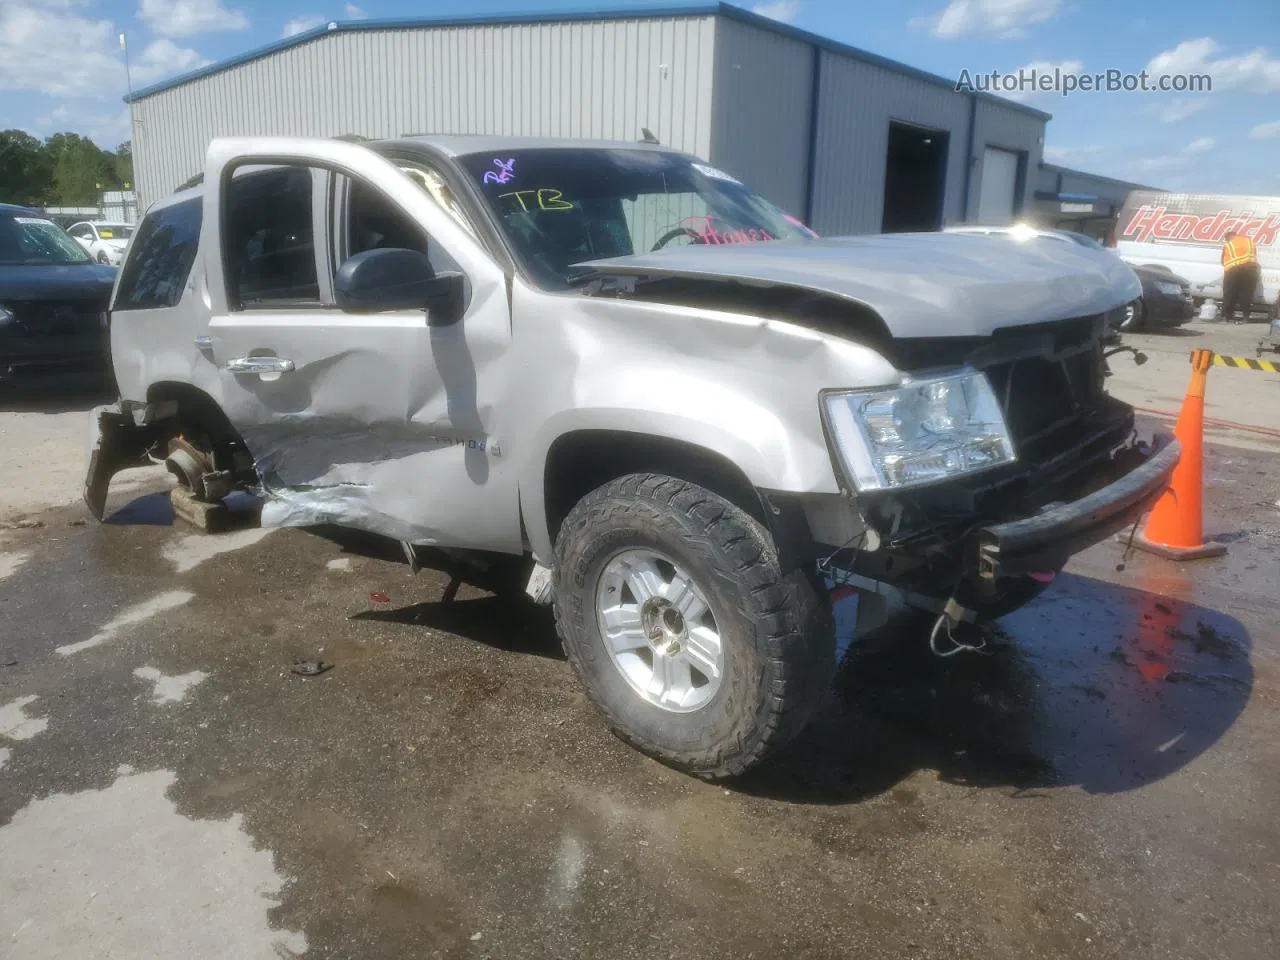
[0,130,134,207]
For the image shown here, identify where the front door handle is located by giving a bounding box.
[226,356,295,375]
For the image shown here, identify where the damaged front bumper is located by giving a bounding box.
[975,434,1180,579]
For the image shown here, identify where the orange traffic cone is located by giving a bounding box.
[1130,348,1226,560]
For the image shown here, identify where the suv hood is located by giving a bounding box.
[578,233,1142,338]
[0,262,117,300]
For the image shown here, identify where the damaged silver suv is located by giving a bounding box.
[86,135,1178,779]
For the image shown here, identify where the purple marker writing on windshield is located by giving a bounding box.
[483,157,517,185]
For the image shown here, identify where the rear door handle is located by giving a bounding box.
[226,356,295,375]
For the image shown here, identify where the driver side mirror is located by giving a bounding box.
[335,247,467,325]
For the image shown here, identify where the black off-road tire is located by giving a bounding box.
[551,473,836,780]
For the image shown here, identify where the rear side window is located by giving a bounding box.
[114,199,202,311]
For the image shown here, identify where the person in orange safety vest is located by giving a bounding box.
[1220,230,1260,323]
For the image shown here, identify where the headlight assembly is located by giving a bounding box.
[823,370,1016,492]
[1155,281,1183,296]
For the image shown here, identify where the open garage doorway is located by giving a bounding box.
[881,121,949,233]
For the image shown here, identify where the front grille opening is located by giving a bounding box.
[888,314,1109,461]
[985,348,1104,450]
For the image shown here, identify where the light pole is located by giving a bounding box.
[120,32,132,94]
[120,32,139,219]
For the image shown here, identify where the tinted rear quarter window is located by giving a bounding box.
[114,199,203,311]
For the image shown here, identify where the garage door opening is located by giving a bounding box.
[881,122,949,233]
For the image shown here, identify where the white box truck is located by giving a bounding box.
[1109,190,1279,319]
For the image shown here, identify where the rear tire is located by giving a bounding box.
[551,473,835,780]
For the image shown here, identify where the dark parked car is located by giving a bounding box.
[1121,264,1197,332]
[0,204,117,384]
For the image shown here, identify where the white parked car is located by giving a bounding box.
[67,221,134,266]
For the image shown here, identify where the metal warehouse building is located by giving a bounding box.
[124,2,1051,236]
[1032,162,1155,240]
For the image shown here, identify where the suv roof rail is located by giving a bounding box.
[331,133,370,142]
[175,173,204,192]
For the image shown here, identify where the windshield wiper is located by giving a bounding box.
[564,264,602,287]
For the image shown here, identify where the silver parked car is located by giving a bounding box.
[84,135,1176,779]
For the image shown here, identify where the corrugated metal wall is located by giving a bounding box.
[130,16,717,209]
[968,98,1045,220]
[706,18,1047,236]
[808,52,971,236]
[130,11,1048,235]
[708,17,814,218]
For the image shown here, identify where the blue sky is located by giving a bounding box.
[1,0,1276,193]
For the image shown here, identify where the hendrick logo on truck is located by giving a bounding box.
[1121,205,1280,247]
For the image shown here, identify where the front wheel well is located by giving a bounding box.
[543,431,770,550]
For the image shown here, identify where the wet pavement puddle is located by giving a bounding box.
[0,768,307,959]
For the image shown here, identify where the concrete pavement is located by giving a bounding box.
[1,323,1277,960]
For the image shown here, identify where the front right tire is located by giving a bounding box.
[551,473,836,780]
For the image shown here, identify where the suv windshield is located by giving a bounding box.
[457,148,816,288]
[0,214,93,266]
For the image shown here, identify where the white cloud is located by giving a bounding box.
[751,0,800,22]
[0,1,126,98]
[1181,136,1215,155]
[36,106,72,126]
[35,104,131,144]
[0,1,208,98]
[0,1,201,146]
[1148,37,1280,92]
[1155,98,1209,124]
[343,2,366,17]
[283,14,327,37]
[996,58,1083,101]
[914,0,1062,39]
[133,37,210,83]
[1249,120,1280,140]
[1130,154,1189,173]
[138,0,248,38]
[1043,144,1101,163]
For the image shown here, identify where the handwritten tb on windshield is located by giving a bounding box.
[498,189,574,211]
[483,158,516,185]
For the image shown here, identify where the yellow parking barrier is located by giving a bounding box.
[1212,354,1279,373]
